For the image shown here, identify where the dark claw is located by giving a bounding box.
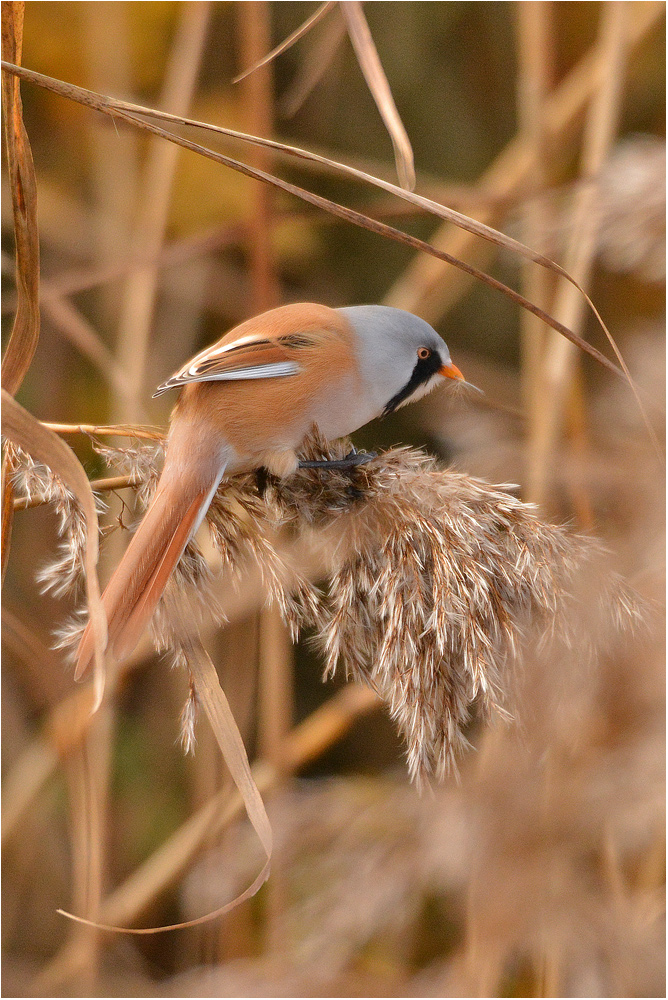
[298,449,378,471]
[255,467,270,496]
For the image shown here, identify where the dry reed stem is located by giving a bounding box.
[515,2,555,433]
[14,473,139,510]
[85,8,207,967]
[62,6,150,976]
[526,2,629,505]
[238,0,280,314]
[63,721,112,994]
[1,1,40,397]
[514,7,597,529]
[383,1,663,323]
[41,295,132,404]
[1,737,58,843]
[237,1,292,951]
[113,1,211,423]
[1,1,39,580]
[81,2,139,328]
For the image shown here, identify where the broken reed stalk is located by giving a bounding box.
[14,428,643,788]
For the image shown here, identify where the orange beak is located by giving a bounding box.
[439,361,465,381]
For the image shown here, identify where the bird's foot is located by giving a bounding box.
[298,448,377,471]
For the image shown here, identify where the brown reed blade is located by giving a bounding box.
[36,688,378,992]
[237,0,280,313]
[1,391,107,712]
[340,1,416,191]
[0,60,631,384]
[232,0,337,84]
[1,3,40,397]
[57,626,274,934]
[80,127,634,384]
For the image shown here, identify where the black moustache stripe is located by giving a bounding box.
[383,352,443,416]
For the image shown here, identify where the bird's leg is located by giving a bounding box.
[255,448,376,491]
[298,446,377,471]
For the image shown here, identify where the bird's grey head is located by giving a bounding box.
[338,305,463,417]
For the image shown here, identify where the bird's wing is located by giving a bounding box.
[153,332,318,396]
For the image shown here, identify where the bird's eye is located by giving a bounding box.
[417,347,431,360]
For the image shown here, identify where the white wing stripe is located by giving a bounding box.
[200,362,301,381]
[153,360,301,397]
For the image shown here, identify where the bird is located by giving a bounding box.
[75,302,464,678]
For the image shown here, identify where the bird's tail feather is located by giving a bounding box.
[75,474,217,680]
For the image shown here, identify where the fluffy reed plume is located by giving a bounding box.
[256,433,643,783]
[7,442,106,599]
[20,430,642,784]
[534,135,666,285]
[595,134,666,283]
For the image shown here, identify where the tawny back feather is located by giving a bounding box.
[169,306,362,460]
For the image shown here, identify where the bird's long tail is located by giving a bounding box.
[75,465,222,680]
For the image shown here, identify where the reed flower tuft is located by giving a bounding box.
[7,442,106,598]
[254,433,642,784]
[21,430,642,784]
[177,668,200,755]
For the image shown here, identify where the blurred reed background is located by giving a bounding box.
[1,2,665,996]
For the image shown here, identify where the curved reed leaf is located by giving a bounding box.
[1,391,107,711]
[1,7,40,397]
[0,60,631,383]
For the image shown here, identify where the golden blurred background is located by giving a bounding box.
[2,2,665,996]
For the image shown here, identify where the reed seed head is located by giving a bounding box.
[20,429,643,785]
